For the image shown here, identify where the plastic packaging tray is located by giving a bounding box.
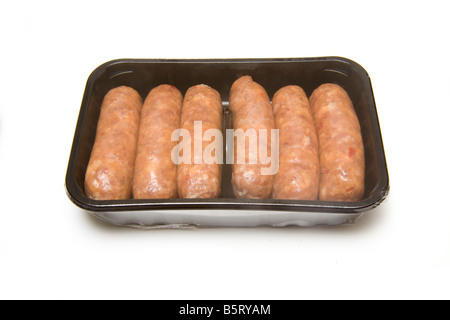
[65,57,389,228]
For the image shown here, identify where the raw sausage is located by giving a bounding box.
[176,84,223,198]
[229,75,275,199]
[132,84,182,199]
[271,85,320,200]
[85,86,142,200]
[309,83,365,201]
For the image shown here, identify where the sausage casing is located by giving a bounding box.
[176,84,223,198]
[132,85,182,199]
[309,83,365,201]
[271,85,320,200]
[84,86,142,200]
[229,75,275,199]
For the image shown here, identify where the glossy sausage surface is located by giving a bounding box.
[85,86,142,200]
[309,83,365,201]
[132,84,182,199]
[272,85,320,200]
[229,75,275,199]
[176,84,223,198]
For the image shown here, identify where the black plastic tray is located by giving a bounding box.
[65,57,389,228]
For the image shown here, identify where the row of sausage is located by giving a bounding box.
[84,76,365,202]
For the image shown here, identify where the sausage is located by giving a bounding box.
[309,83,365,201]
[132,85,183,199]
[229,75,275,199]
[271,85,320,200]
[85,86,142,200]
[176,84,223,198]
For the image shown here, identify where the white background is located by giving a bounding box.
[1,0,449,300]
